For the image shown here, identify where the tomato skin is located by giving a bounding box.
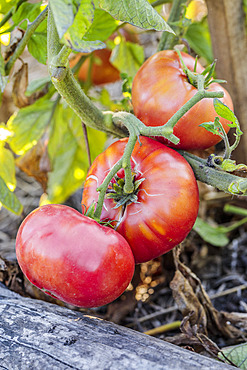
[82,137,199,264]
[16,204,135,308]
[131,50,233,150]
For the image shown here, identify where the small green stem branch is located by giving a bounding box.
[94,115,139,220]
[151,0,172,7]
[178,151,247,196]
[5,6,48,76]
[158,0,187,51]
[152,89,224,137]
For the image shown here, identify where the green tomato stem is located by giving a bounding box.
[5,6,48,76]
[94,115,139,220]
[224,204,247,217]
[163,89,224,132]
[178,150,247,195]
[157,0,187,51]
[151,0,172,7]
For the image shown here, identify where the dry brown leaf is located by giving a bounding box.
[12,63,49,108]
[16,137,50,191]
[170,247,247,342]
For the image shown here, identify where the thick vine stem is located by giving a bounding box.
[5,6,48,76]
[47,6,126,138]
[178,150,247,196]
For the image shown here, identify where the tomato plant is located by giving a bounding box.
[16,204,135,307]
[82,136,199,264]
[131,50,234,150]
[70,28,138,85]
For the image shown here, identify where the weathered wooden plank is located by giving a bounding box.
[0,284,235,369]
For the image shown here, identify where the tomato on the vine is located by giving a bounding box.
[82,137,199,264]
[16,204,135,308]
[131,50,233,150]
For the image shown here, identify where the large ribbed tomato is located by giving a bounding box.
[82,137,199,264]
[131,50,233,150]
[16,204,135,307]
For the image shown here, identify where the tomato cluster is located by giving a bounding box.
[16,137,199,307]
[16,49,234,308]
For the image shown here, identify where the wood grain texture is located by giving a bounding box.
[0,284,235,369]
[206,0,247,162]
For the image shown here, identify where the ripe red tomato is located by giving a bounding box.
[131,50,233,150]
[70,28,138,85]
[16,204,135,307]
[82,137,199,264]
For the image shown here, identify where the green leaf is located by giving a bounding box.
[49,0,74,38]
[47,102,106,203]
[84,8,118,42]
[219,343,247,369]
[199,121,222,136]
[213,98,239,128]
[62,0,101,52]
[12,2,43,27]
[0,145,16,191]
[193,217,229,247]
[110,40,144,77]
[99,0,174,32]
[25,76,51,97]
[28,32,47,64]
[7,97,54,155]
[11,2,48,64]
[0,176,22,215]
[185,18,213,63]
[0,0,18,14]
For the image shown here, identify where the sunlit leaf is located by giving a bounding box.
[7,97,54,155]
[0,145,16,191]
[0,176,22,215]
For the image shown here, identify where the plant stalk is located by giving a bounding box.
[5,6,48,75]
[178,150,247,195]
[157,0,187,51]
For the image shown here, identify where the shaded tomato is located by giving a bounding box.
[16,204,135,308]
[70,28,138,85]
[131,50,233,150]
[82,137,199,264]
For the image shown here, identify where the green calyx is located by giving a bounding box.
[106,173,145,209]
[175,49,226,90]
